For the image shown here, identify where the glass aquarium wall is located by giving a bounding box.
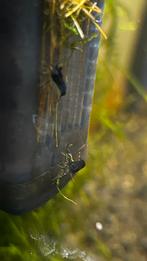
[0,1,147,261]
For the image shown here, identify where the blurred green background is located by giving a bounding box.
[0,1,147,260]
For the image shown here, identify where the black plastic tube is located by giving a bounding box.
[0,0,42,210]
[0,0,104,214]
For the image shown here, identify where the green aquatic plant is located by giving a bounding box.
[57,0,107,39]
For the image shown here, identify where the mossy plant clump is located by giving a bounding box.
[59,0,107,39]
[45,0,106,45]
